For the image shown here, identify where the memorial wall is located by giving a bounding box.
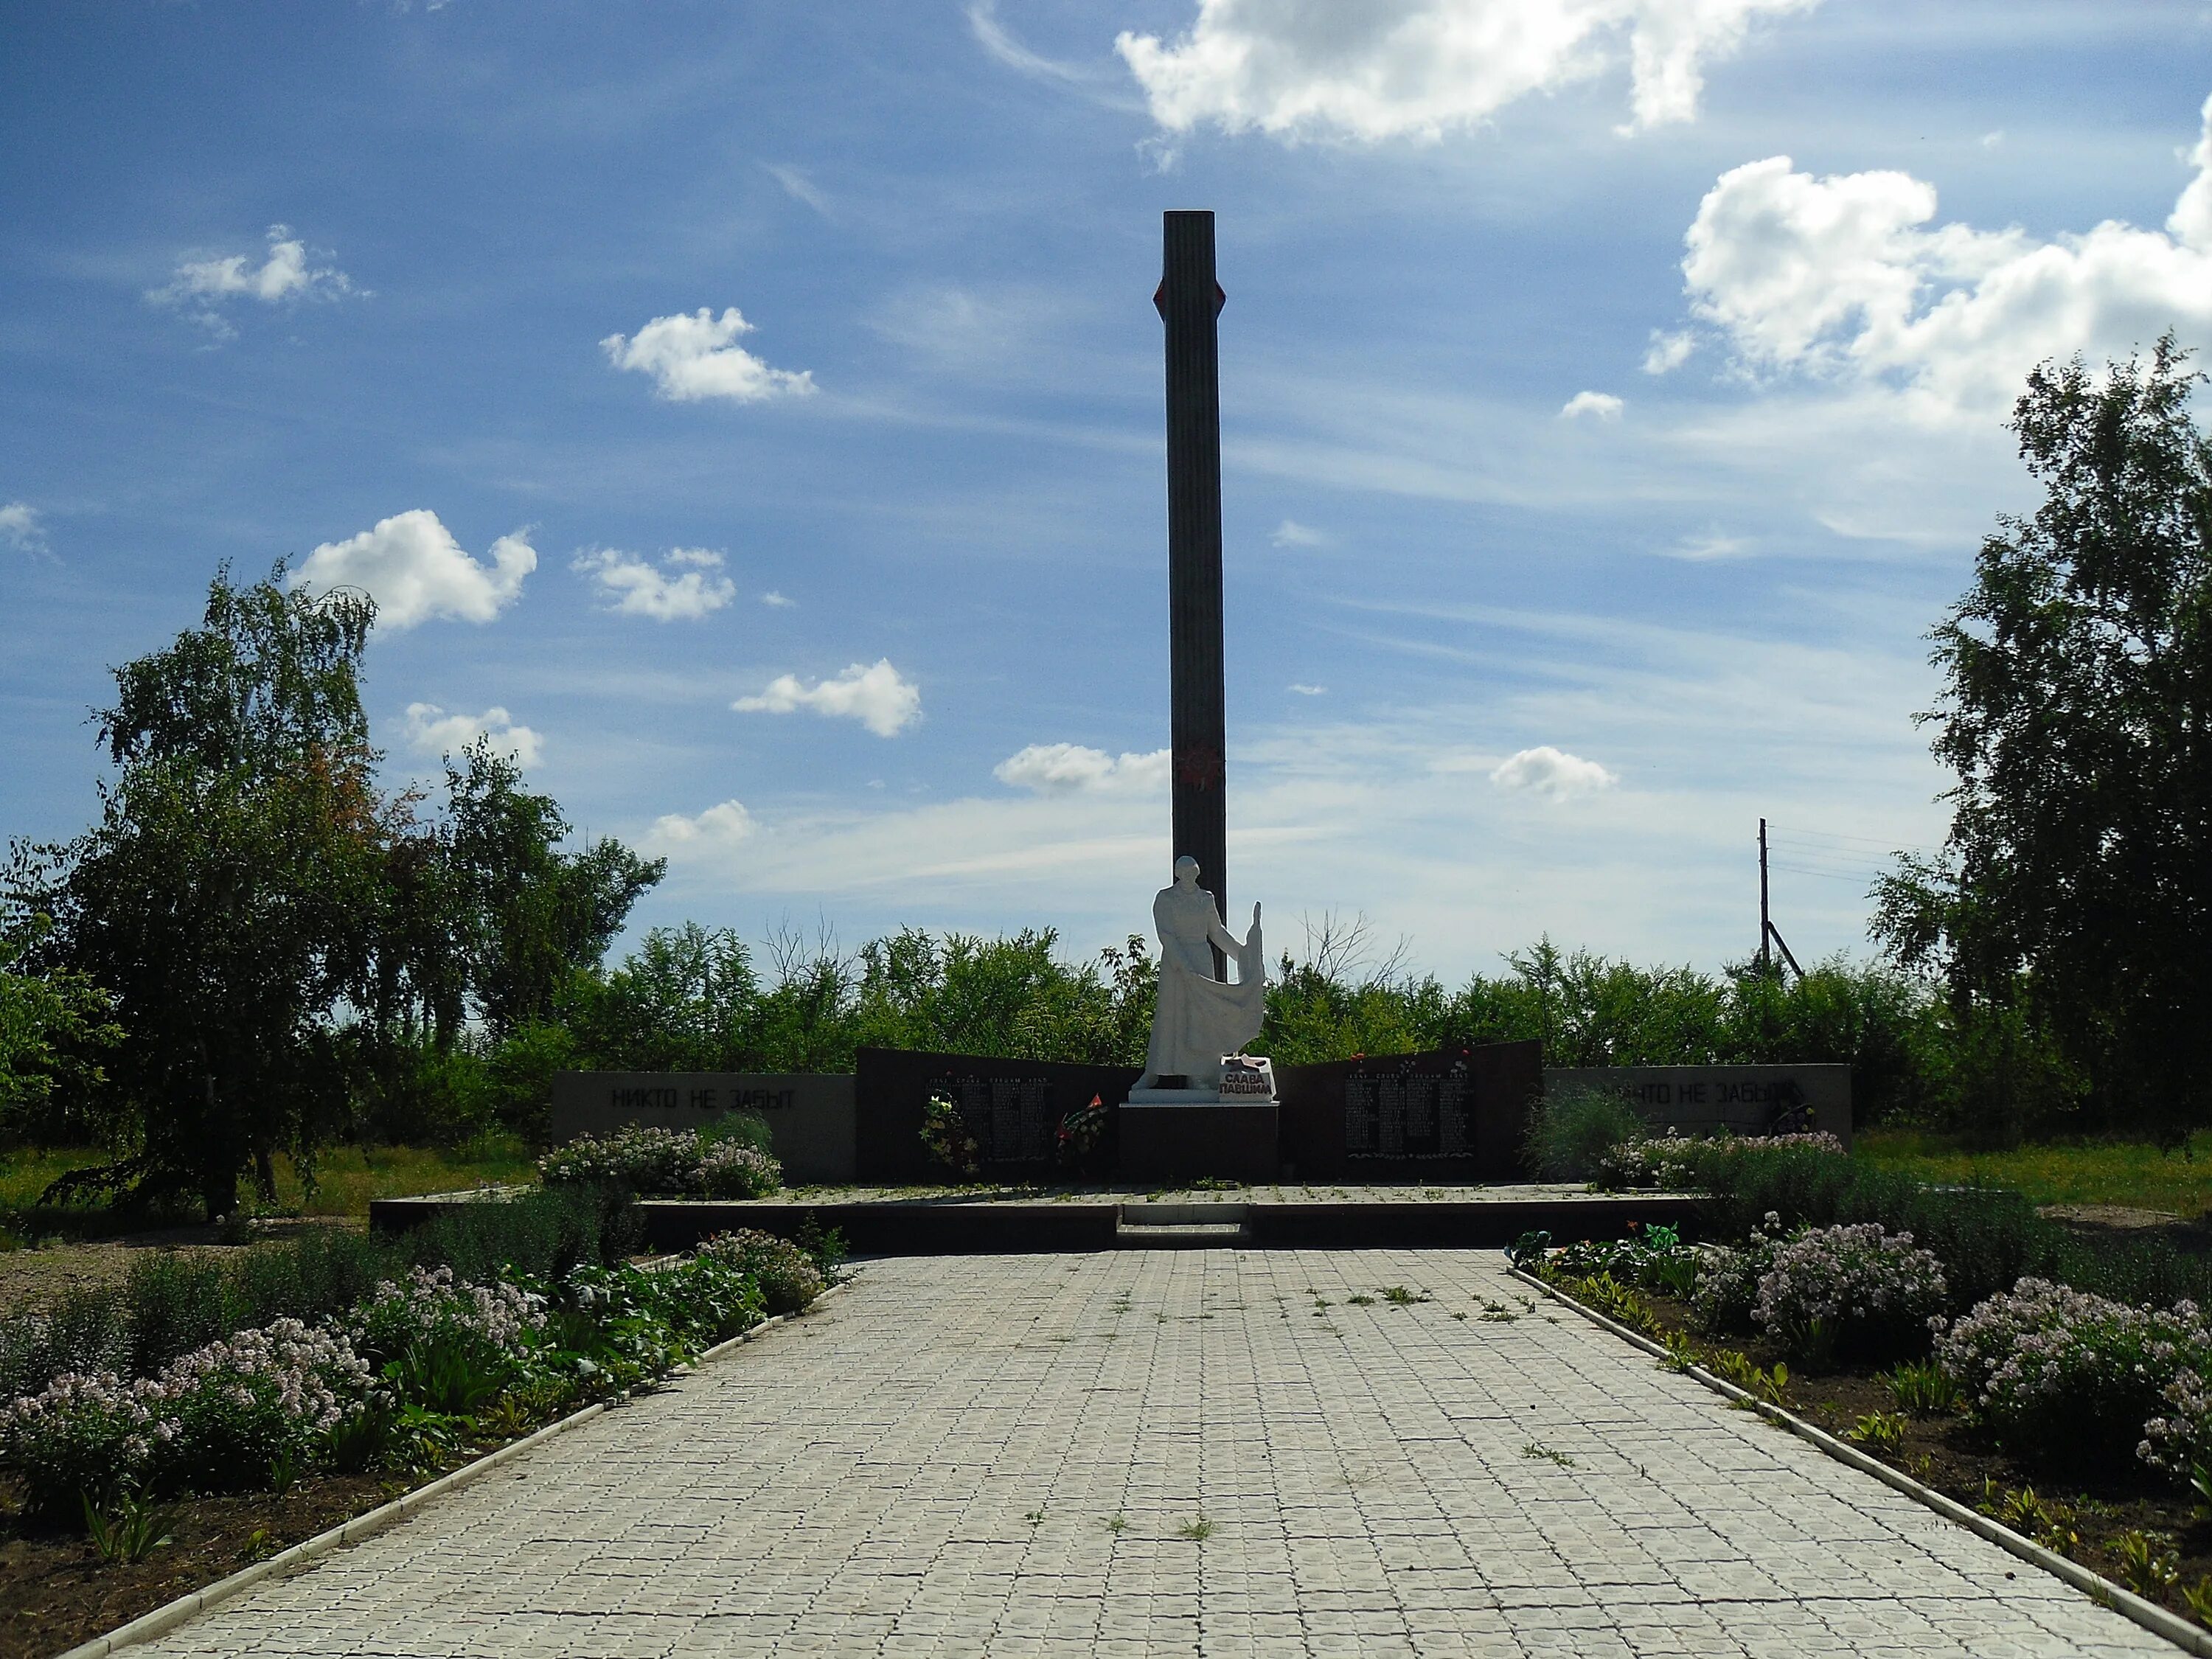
[549,1072,858,1183]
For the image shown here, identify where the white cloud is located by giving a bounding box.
[993,743,1170,796]
[573,546,737,622]
[651,799,759,846]
[760,161,831,216]
[149,225,355,335]
[1668,529,1751,560]
[967,0,1099,84]
[601,307,816,403]
[1642,329,1696,374]
[403,703,543,769]
[1676,92,2212,420]
[734,659,921,737]
[1270,518,1329,547]
[1489,745,1618,799]
[1288,683,1327,696]
[1115,0,1821,144]
[1559,389,1624,421]
[627,600,1951,978]
[761,591,796,608]
[0,501,46,554]
[293,509,535,630]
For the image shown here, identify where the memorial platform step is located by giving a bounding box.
[1116,1201,1251,1248]
[372,1184,1708,1256]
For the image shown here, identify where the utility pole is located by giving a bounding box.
[1758,816,1804,980]
[1759,817,1771,975]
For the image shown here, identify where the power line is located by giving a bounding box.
[1765,822,1943,855]
[1768,861,1887,884]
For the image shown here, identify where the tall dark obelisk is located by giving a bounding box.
[1155,210,1228,952]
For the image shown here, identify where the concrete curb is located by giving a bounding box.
[1509,1263,2211,1658]
[55,1274,855,1659]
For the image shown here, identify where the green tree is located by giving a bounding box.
[0,922,122,1141]
[576,922,763,1072]
[848,928,1151,1065]
[442,742,663,1040]
[1874,338,2212,1133]
[16,567,387,1213]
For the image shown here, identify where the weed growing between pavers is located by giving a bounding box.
[1519,1441,1575,1468]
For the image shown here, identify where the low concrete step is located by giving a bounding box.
[1113,1221,1249,1248]
[1116,1203,1250,1247]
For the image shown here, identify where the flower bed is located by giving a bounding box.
[0,1204,838,1658]
[1594,1130,1846,1192]
[538,1123,781,1198]
[1521,1223,2212,1631]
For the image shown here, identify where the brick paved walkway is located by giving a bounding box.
[138,1251,2173,1657]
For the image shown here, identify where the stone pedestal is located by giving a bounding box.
[1118,1099,1279,1185]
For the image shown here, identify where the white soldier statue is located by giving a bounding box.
[1135,855,1265,1092]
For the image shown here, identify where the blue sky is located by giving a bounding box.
[4,0,2210,983]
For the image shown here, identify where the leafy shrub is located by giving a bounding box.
[1545,1223,1699,1301]
[1523,1086,1646,1182]
[0,1287,130,1401]
[538,1124,780,1198]
[1594,1132,1846,1192]
[696,1228,824,1316]
[1752,1222,1947,1366]
[1936,1279,2208,1472]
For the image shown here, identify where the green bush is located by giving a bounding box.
[0,1186,639,1394]
[1683,1140,2212,1314]
[1522,1086,1646,1182]
[696,1228,824,1315]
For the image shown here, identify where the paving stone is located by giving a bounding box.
[127,1250,2177,1658]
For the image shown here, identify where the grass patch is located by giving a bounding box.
[0,1141,538,1235]
[1856,1129,2212,1215]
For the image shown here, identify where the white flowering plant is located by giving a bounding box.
[1751,1222,1947,1366]
[0,1220,832,1527]
[695,1229,824,1316]
[1936,1278,2210,1472]
[539,1125,782,1198]
[0,1318,376,1517]
[1596,1132,1846,1192]
[1690,1214,1787,1335]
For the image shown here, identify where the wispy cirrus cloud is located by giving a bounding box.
[0,501,48,556]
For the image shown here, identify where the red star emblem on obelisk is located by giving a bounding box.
[1175,742,1224,792]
